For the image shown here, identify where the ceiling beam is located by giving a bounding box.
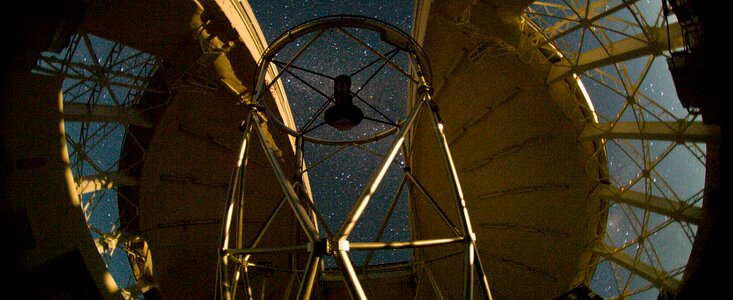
[76,171,138,194]
[63,102,153,128]
[579,122,720,143]
[592,184,703,224]
[36,55,164,94]
[541,0,637,42]
[547,23,684,83]
[593,243,681,293]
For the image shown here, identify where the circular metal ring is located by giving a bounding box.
[252,14,432,146]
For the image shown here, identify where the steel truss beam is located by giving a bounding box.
[525,1,700,299]
[218,79,491,300]
[39,29,159,298]
[539,0,638,44]
[63,102,153,128]
[547,23,684,83]
[593,243,681,293]
[579,122,720,143]
[37,55,162,93]
[592,184,703,224]
[252,114,320,242]
[75,171,138,194]
[217,15,493,300]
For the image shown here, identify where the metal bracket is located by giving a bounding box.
[309,239,350,257]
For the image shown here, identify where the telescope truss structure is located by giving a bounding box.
[215,15,493,300]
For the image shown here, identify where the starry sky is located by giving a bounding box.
[526,1,704,297]
[40,32,157,294]
[49,0,704,298]
[248,0,703,297]
[248,0,415,266]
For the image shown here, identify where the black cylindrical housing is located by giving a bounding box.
[334,75,352,105]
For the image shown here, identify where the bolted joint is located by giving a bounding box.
[308,239,350,257]
[331,240,350,252]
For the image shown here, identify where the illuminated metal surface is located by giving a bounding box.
[34,31,159,299]
[524,1,713,298]
[216,15,493,299]
[19,1,718,299]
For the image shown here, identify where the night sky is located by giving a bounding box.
[48,0,703,298]
[248,0,415,266]
[525,1,702,297]
[248,0,702,297]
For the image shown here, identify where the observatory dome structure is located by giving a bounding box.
[4,0,726,299]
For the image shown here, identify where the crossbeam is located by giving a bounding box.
[592,184,703,224]
[548,23,684,82]
[593,243,681,293]
[75,171,138,194]
[579,122,720,143]
[63,103,153,128]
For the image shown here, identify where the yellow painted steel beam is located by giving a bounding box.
[592,184,703,224]
[593,243,681,293]
[75,171,138,194]
[579,121,720,143]
[548,23,684,83]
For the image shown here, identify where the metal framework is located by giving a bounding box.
[34,30,160,299]
[28,2,716,299]
[523,1,717,298]
[215,15,492,300]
